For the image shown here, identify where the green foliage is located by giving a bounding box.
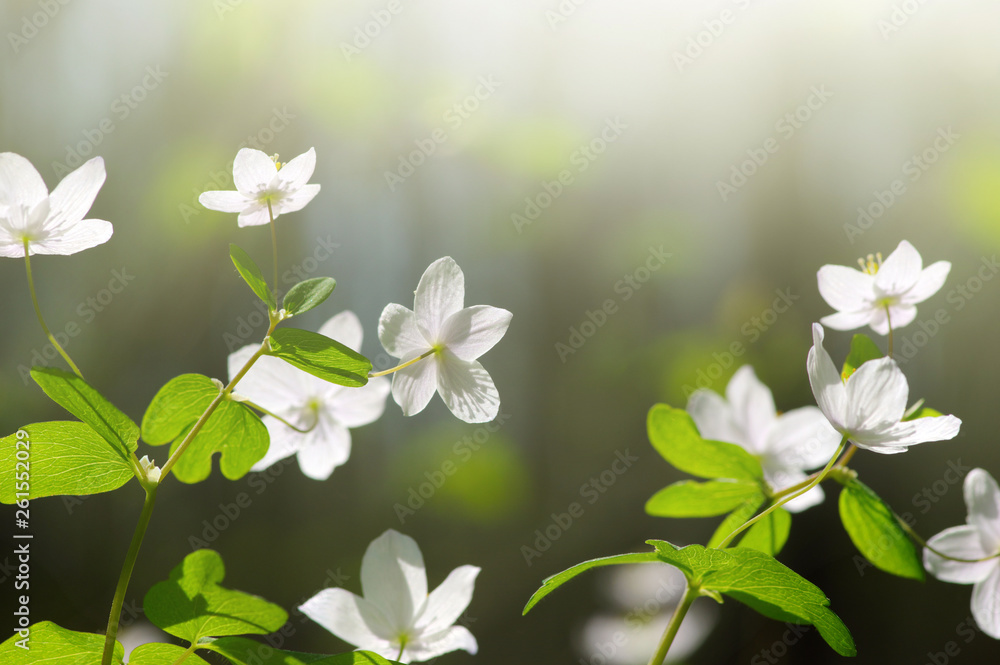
[645,480,762,517]
[283,277,336,317]
[522,551,661,614]
[142,374,220,445]
[707,495,765,549]
[231,243,276,310]
[738,506,792,556]
[129,643,211,664]
[838,477,924,580]
[144,550,288,644]
[647,405,763,482]
[903,406,943,421]
[267,328,371,387]
[841,334,882,380]
[208,638,400,664]
[0,621,123,664]
[0,422,134,503]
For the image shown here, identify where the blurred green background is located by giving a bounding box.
[3,0,1000,662]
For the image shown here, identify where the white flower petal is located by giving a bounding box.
[250,416,302,472]
[379,304,430,359]
[820,309,874,331]
[859,414,961,451]
[229,347,308,412]
[361,530,428,632]
[416,565,480,635]
[439,305,512,361]
[903,260,951,305]
[274,147,316,191]
[807,323,847,431]
[296,419,351,480]
[199,190,250,213]
[319,310,364,352]
[882,304,917,332]
[233,148,277,194]
[782,482,825,514]
[329,377,390,428]
[0,152,48,208]
[274,183,320,215]
[766,406,841,470]
[46,157,105,230]
[407,625,478,661]
[965,469,1000,553]
[817,264,873,312]
[391,354,438,417]
[972,565,1000,639]
[686,389,743,447]
[875,240,923,294]
[28,218,113,256]
[724,366,776,454]
[924,525,996,583]
[236,202,272,227]
[299,587,394,647]
[414,257,465,337]
[436,355,500,423]
[844,358,908,434]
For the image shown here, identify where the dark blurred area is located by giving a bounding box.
[3,0,1000,662]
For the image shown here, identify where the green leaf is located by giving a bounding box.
[738,505,792,556]
[129,643,211,664]
[647,405,763,482]
[166,399,269,484]
[142,374,221,445]
[0,621,123,664]
[144,550,288,644]
[267,328,370,387]
[647,542,856,657]
[31,367,139,462]
[522,551,661,614]
[706,493,766,549]
[209,638,399,665]
[646,480,762,517]
[841,333,883,380]
[839,478,924,580]
[282,277,336,317]
[231,244,276,310]
[903,406,943,421]
[0,422,134,503]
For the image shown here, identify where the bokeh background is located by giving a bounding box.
[3,0,1000,663]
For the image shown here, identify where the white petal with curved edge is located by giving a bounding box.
[296,418,351,480]
[416,565,480,635]
[361,530,428,632]
[875,240,923,294]
[228,348,308,412]
[233,148,277,194]
[237,201,272,227]
[47,157,105,230]
[807,324,847,430]
[881,304,917,333]
[436,356,500,423]
[782,482,825,514]
[965,469,1000,552]
[820,309,874,331]
[250,415,304,472]
[199,190,250,213]
[391,354,438,417]
[439,305,512,361]
[767,406,841,470]
[724,366,776,453]
[299,587,394,647]
[817,265,873,311]
[407,626,478,661]
[319,310,364,352]
[274,183,320,215]
[686,390,744,447]
[329,377,390,428]
[904,260,951,304]
[274,147,316,191]
[414,257,465,337]
[845,358,908,433]
[972,566,1000,639]
[924,525,996,583]
[379,304,430,359]
[0,152,48,208]
[859,414,961,450]
[30,219,113,255]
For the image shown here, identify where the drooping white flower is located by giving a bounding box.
[300,529,479,663]
[228,311,389,480]
[924,468,1000,639]
[817,240,950,335]
[378,257,512,423]
[806,323,961,454]
[0,153,111,258]
[687,366,841,512]
[199,147,320,227]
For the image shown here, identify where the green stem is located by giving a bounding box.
[721,435,849,547]
[648,583,698,665]
[268,200,278,304]
[897,514,1000,563]
[242,399,317,433]
[369,349,435,378]
[102,486,157,665]
[23,240,84,379]
[885,305,894,358]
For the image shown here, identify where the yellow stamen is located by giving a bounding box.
[270,153,282,170]
[857,252,883,275]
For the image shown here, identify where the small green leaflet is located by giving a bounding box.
[208,638,400,665]
[267,328,371,387]
[645,480,762,517]
[841,334,882,380]
[838,477,924,580]
[0,422,134,503]
[647,405,763,482]
[0,621,124,664]
[707,495,765,549]
[738,506,792,556]
[142,374,220,445]
[283,277,336,317]
[903,406,943,421]
[144,549,288,644]
[231,244,276,311]
[523,551,661,614]
[129,643,211,664]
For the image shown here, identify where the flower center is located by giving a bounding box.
[857,252,883,275]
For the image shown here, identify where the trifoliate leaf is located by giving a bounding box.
[282,277,336,317]
[266,328,370,387]
[208,637,399,664]
[522,551,661,614]
[645,480,762,517]
[142,374,220,445]
[129,643,211,664]
[841,334,882,380]
[838,478,924,581]
[0,422,134,503]
[231,244,276,311]
[0,621,123,664]
[166,399,268,484]
[647,405,764,482]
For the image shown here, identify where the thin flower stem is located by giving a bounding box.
[896,514,1000,564]
[720,435,849,547]
[369,349,436,378]
[267,199,278,304]
[242,399,317,433]
[647,583,698,665]
[23,240,84,379]
[101,486,157,665]
[885,305,894,358]
[769,440,857,502]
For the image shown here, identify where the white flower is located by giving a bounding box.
[687,366,841,512]
[806,323,961,454]
[0,153,111,258]
[300,529,479,663]
[199,147,320,227]
[924,468,1000,639]
[228,311,389,480]
[378,257,512,423]
[817,240,950,335]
